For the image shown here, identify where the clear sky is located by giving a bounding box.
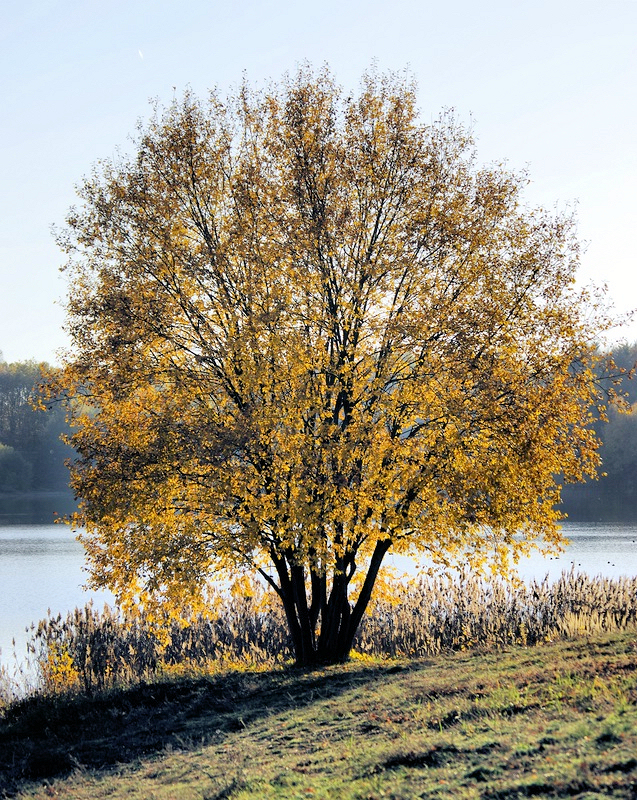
[2,0,636,364]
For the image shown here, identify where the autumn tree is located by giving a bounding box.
[48,67,617,666]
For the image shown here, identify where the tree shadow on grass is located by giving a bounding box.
[0,661,410,795]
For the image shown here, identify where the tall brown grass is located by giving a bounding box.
[357,569,637,657]
[4,568,637,701]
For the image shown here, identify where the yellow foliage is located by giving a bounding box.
[43,65,623,666]
[41,642,80,694]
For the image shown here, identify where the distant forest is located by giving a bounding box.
[0,357,73,494]
[561,342,637,521]
[1,348,636,520]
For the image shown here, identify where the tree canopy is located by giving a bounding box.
[48,67,617,665]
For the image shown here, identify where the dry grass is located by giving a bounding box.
[357,568,637,657]
[3,568,636,700]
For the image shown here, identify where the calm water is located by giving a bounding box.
[2,522,637,672]
[0,525,114,671]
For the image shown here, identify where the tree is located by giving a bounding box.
[605,342,637,405]
[0,360,73,492]
[0,444,32,491]
[47,67,617,666]
[559,342,636,521]
[0,361,45,460]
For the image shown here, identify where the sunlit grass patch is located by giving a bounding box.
[2,631,637,798]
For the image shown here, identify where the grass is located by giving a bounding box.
[2,629,637,799]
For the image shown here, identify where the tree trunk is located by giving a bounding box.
[275,538,392,667]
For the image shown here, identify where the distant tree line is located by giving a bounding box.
[561,342,637,521]
[0,357,73,493]
[0,347,636,517]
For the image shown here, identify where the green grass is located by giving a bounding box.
[2,630,637,799]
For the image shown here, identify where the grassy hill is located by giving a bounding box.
[2,630,637,799]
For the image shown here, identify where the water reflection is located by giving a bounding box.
[0,492,77,525]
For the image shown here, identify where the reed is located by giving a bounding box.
[357,568,637,657]
[9,568,637,701]
[26,586,291,696]
[0,664,20,707]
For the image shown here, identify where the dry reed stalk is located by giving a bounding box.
[19,568,637,698]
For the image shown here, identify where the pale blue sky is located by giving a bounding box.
[2,0,636,363]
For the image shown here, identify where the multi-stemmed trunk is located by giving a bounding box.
[272,538,392,667]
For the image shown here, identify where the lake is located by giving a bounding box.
[0,524,114,678]
[2,521,637,677]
